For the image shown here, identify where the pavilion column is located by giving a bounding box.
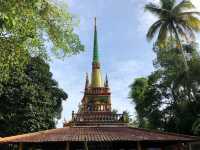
[65,142,70,150]
[137,141,142,150]
[19,143,23,150]
[188,143,192,150]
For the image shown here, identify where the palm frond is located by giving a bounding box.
[173,0,195,14]
[157,23,169,45]
[147,20,163,41]
[180,24,195,41]
[185,16,200,32]
[178,11,200,17]
[176,24,191,42]
[145,0,199,47]
[144,3,169,17]
[160,0,175,10]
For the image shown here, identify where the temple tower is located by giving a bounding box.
[66,18,126,127]
[81,18,111,113]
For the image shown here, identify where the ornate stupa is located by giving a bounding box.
[81,17,111,113]
[67,18,125,126]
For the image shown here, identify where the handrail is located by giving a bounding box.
[72,112,126,123]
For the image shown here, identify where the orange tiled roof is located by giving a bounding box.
[0,126,198,143]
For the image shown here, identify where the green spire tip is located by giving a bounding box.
[93,17,99,63]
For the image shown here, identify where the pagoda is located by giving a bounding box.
[66,18,126,127]
[80,18,111,114]
[0,19,198,150]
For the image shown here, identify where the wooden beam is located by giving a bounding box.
[65,142,70,150]
[137,141,142,150]
[19,143,23,150]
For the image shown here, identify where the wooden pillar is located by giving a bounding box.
[188,143,192,150]
[137,141,142,150]
[65,142,70,150]
[19,143,23,150]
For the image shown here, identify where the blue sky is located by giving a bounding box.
[50,0,200,127]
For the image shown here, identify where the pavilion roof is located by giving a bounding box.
[0,126,198,143]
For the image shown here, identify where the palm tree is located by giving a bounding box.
[145,0,200,71]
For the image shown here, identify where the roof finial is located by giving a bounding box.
[94,17,97,27]
[105,74,109,88]
[85,72,89,89]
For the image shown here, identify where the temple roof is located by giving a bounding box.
[0,126,198,143]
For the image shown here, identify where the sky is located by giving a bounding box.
[49,0,200,127]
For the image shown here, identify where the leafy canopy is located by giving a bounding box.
[0,57,68,136]
[129,42,200,135]
[0,0,84,82]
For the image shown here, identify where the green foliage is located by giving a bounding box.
[129,77,162,129]
[112,109,118,115]
[145,0,200,70]
[192,118,200,135]
[136,0,200,135]
[145,0,200,44]
[130,42,200,135]
[122,111,131,123]
[0,0,84,82]
[0,57,68,136]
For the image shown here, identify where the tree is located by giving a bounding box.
[129,77,162,129]
[145,0,200,70]
[129,42,200,135]
[0,57,68,136]
[0,0,84,83]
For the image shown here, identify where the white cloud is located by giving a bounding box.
[65,0,75,7]
[133,0,157,35]
[191,0,200,10]
[108,59,153,117]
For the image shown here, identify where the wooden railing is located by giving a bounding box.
[71,112,126,124]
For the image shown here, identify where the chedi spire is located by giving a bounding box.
[91,17,103,87]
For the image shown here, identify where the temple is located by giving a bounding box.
[0,18,198,150]
[66,18,126,127]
